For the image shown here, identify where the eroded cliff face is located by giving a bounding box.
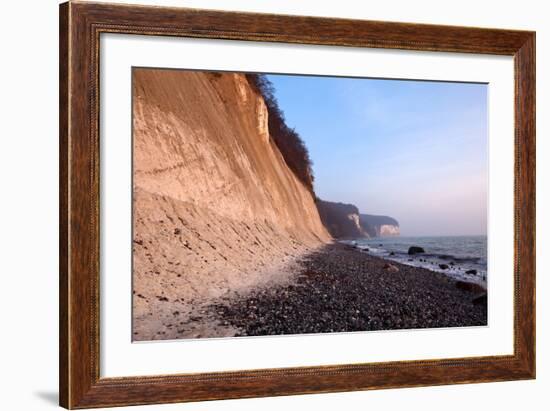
[379,224,400,236]
[316,200,367,238]
[360,214,400,237]
[132,69,330,339]
[316,200,400,239]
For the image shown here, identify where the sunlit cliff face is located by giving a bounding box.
[132,69,331,339]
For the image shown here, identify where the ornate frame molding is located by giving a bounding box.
[60,2,535,408]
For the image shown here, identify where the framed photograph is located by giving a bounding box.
[59,1,535,408]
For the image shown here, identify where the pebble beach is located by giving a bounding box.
[212,243,487,337]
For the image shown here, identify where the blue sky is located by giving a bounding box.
[267,74,488,236]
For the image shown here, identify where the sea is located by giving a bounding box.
[341,235,487,286]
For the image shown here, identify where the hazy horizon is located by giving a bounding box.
[267,74,487,237]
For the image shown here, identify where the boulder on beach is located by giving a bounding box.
[456,281,486,294]
[465,269,477,275]
[408,246,425,255]
[383,263,399,273]
[439,264,449,270]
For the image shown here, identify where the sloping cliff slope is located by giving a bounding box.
[132,69,330,339]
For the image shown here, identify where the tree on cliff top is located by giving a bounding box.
[246,74,315,193]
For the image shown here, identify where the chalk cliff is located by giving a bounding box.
[360,214,400,237]
[316,200,400,239]
[132,69,330,339]
[315,200,367,238]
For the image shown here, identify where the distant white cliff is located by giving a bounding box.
[316,200,399,239]
[360,214,400,237]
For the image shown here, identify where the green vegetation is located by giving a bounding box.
[246,74,315,193]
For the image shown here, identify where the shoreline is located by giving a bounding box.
[136,242,487,341]
[342,237,487,287]
[210,242,487,338]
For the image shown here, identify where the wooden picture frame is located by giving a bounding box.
[59,1,535,408]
